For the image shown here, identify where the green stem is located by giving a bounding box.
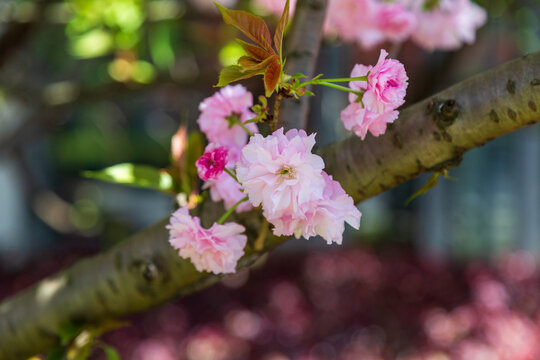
[237,121,254,137]
[317,81,364,96]
[224,168,239,183]
[217,196,249,225]
[226,114,255,137]
[298,76,367,88]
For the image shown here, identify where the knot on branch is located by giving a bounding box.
[428,98,460,129]
[130,255,170,297]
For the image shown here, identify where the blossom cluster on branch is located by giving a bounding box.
[166,0,458,275]
[255,0,486,51]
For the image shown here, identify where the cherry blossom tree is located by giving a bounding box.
[0,0,539,359]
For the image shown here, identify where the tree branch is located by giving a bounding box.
[279,0,328,130]
[324,52,540,203]
[1,50,538,360]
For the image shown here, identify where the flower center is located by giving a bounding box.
[277,166,296,180]
[225,112,242,128]
[387,78,399,88]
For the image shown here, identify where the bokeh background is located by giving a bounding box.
[1,0,540,359]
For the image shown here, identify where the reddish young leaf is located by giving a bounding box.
[216,3,274,52]
[273,0,290,60]
[238,56,260,69]
[239,54,279,72]
[264,60,281,97]
[236,39,272,61]
[216,65,262,87]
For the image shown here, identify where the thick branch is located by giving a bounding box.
[323,52,540,202]
[1,50,539,360]
[279,0,328,130]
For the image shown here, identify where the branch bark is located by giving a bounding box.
[1,50,538,360]
[323,52,540,202]
[279,0,328,130]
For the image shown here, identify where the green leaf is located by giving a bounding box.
[58,323,85,346]
[102,345,121,360]
[215,65,263,87]
[273,0,290,61]
[405,172,441,206]
[215,3,274,52]
[82,164,174,193]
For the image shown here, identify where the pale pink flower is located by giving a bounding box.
[167,206,247,274]
[411,0,487,51]
[363,49,408,114]
[375,2,417,43]
[270,172,361,244]
[197,85,258,152]
[196,144,229,181]
[340,52,405,139]
[253,0,296,17]
[325,0,382,49]
[341,102,399,140]
[236,128,326,219]
[325,0,416,49]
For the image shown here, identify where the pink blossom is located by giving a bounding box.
[237,129,360,244]
[375,2,417,43]
[340,52,405,140]
[196,144,229,181]
[270,172,361,244]
[253,0,296,17]
[341,101,399,140]
[236,128,326,220]
[325,0,416,49]
[197,85,258,152]
[167,206,247,274]
[325,0,382,49]
[411,0,487,51]
[363,49,408,114]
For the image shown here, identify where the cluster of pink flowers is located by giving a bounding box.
[169,49,409,272]
[256,0,486,51]
[237,128,361,244]
[341,49,408,140]
[410,0,488,51]
[167,207,247,274]
[197,85,258,213]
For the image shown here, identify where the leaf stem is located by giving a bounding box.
[224,168,239,183]
[316,81,364,96]
[237,121,254,137]
[298,76,367,88]
[217,196,249,224]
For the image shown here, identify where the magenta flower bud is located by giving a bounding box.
[196,144,229,181]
